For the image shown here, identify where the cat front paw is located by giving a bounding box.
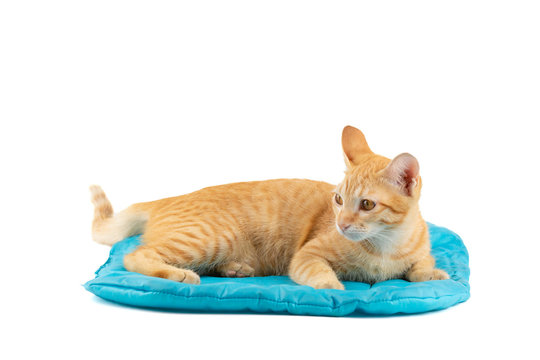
[407,268,449,282]
[311,278,345,290]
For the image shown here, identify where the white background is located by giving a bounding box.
[1,1,539,359]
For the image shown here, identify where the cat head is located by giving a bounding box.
[333,126,422,242]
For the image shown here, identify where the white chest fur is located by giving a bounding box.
[340,245,413,283]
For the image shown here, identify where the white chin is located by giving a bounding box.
[336,224,368,242]
[345,233,369,242]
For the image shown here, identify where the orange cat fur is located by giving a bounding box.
[90,126,448,289]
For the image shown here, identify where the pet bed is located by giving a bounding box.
[84,223,470,316]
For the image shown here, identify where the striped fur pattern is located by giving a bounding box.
[90,126,448,289]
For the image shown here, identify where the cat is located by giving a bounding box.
[90,126,448,290]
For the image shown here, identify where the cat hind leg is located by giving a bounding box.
[123,246,201,284]
[218,261,255,278]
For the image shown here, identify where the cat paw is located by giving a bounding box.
[311,278,345,290]
[219,261,255,278]
[407,268,449,282]
[155,268,201,284]
[181,269,202,284]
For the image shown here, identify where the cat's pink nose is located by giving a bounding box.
[339,223,351,232]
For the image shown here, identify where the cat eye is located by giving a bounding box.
[360,199,376,211]
[334,194,343,206]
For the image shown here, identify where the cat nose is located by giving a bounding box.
[339,223,351,232]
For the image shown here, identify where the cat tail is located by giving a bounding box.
[89,185,148,246]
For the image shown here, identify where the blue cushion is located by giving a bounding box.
[84,223,470,316]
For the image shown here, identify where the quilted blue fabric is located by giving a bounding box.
[84,223,470,316]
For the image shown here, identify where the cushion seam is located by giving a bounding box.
[86,282,470,309]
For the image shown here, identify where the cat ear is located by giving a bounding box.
[382,153,420,196]
[342,126,373,167]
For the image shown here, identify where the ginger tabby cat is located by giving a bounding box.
[90,126,448,290]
